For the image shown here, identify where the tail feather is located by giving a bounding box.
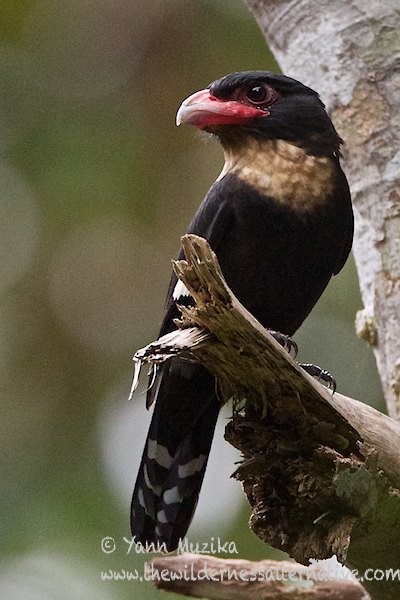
[131,359,219,551]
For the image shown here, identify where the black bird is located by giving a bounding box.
[131,71,353,551]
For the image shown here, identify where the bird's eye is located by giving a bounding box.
[245,84,274,106]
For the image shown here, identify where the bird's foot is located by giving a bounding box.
[300,363,336,394]
[268,330,298,359]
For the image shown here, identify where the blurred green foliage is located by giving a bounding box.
[0,1,383,598]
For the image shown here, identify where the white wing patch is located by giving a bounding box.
[173,280,191,301]
[178,454,207,479]
[138,488,146,509]
[143,465,162,496]
[157,509,169,523]
[163,486,181,505]
[147,439,174,469]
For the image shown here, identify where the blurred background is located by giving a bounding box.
[0,1,384,598]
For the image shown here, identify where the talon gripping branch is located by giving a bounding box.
[131,71,353,551]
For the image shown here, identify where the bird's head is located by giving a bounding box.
[176,71,341,156]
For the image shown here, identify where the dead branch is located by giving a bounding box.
[149,553,367,600]
[135,235,400,600]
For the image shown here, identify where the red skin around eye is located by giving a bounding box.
[176,88,270,129]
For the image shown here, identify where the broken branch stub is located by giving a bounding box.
[133,234,400,599]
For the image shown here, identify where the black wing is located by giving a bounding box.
[159,180,235,337]
[331,162,354,275]
[131,179,235,552]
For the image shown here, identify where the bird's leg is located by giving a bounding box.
[269,329,336,392]
[299,363,336,394]
[268,330,298,359]
[268,330,336,392]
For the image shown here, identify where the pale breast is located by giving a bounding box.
[218,138,335,212]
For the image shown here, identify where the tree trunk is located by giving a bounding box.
[243,0,400,420]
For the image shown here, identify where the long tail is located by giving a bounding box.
[131,359,219,552]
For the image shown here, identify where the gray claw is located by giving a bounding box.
[300,363,336,394]
[269,330,298,359]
